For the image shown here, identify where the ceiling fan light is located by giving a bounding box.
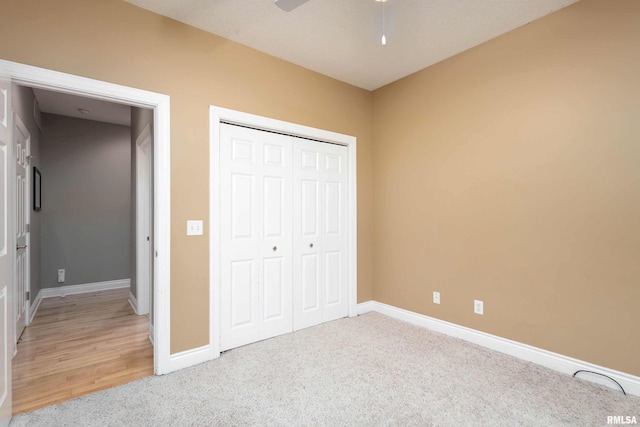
[379,0,388,45]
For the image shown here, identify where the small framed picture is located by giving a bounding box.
[33,166,41,212]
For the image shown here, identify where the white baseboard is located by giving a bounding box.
[31,282,127,324]
[358,301,640,397]
[356,300,376,315]
[128,291,139,315]
[41,279,130,298]
[28,290,44,324]
[165,345,214,374]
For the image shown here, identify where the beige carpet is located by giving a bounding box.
[10,312,639,426]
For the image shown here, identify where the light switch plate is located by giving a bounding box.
[187,220,204,236]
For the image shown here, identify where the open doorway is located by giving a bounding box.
[0,60,172,418]
[11,86,154,414]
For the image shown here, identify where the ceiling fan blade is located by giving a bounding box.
[274,0,311,12]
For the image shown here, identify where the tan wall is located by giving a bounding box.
[4,0,636,376]
[373,0,640,375]
[0,0,374,353]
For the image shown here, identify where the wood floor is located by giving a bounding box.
[12,288,154,415]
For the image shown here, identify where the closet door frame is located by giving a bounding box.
[210,106,357,358]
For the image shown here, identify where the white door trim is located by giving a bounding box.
[135,124,152,316]
[209,106,358,359]
[0,60,172,375]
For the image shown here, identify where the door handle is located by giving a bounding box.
[273,246,277,251]
[16,245,27,250]
[309,243,314,248]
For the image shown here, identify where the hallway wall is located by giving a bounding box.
[40,113,131,288]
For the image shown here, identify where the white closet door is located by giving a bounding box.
[220,124,293,351]
[293,138,348,330]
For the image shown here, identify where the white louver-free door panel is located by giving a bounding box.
[220,124,293,351]
[0,72,13,427]
[219,123,349,351]
[293,138,348,331]
[14,117,29,344]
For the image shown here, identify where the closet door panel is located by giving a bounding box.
[293,139,348,330]
[220,128,260,350]
[320,145,349,322]
[293,142,323,330]
[258,133,293,342]
[220,123,349,349]
[220,124,293,351]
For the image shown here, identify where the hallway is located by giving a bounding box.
[12,288,153,414]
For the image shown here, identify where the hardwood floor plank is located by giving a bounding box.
[12,288,153,415]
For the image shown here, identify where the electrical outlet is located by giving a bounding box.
[433,291,440,304]
[58,269,65,283]
[474,299,483,315]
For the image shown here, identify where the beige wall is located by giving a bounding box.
[0,0,374,353]
[3,0,637,377]
[373,0,640,375]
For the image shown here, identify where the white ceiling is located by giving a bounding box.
[29,0,580,124]
[125,0,579,91]
[33,88,131,126]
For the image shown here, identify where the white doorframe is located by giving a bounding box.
[209,106,358,358]
[0,60,172,375]
[135,124,152,316]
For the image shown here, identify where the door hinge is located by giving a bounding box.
[26,155,32,165]
[26,223,30,233]
[26,291,30,300]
